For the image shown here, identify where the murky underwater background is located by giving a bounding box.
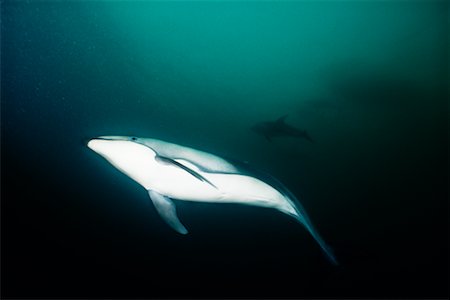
[2,1,448,298]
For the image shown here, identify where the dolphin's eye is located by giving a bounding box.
[131,137,137,141]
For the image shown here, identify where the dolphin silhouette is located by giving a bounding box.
[87,136,337,264]
[252,115,314,142]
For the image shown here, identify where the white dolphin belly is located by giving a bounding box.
[152,158,293,213]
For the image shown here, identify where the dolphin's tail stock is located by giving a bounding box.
[294,211,338,265]
[284,198,338,266]
[225,158,338,265]
[274,182,338,265]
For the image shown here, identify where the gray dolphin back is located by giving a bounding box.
[141,138,239,173]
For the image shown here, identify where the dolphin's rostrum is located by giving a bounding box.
[87,136,337,265]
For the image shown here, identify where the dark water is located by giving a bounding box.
[2,1,448,298]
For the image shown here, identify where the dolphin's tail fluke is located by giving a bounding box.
[296,214,339,265]
[286,205,338,266]
[225,158,337,265]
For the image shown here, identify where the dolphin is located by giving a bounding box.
[87,136,337,264]
[252,115,314,142]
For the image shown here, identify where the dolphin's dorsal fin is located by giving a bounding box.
[155,155,218,189]
[276,114,288,124]
[148,190,188,235]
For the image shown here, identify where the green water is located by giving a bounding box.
[2,1,448,298]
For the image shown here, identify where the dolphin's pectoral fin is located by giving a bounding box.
[155,155,218,189]
[148,190,188,235]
